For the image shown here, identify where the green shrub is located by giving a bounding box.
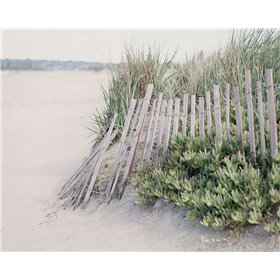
[132,136,280,233]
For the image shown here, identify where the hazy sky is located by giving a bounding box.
[2,29,235,63]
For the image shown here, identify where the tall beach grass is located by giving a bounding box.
[90,29,280,142]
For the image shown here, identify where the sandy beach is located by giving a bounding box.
[2,71,279,251]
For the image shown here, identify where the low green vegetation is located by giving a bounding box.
[132,136,280,233]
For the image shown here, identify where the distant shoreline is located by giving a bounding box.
[0,59,118,71]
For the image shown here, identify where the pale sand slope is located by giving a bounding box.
[2,71,279,251]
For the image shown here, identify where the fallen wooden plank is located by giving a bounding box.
[82,113,118,208]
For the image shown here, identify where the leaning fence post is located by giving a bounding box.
[172,98,180,138]
[182,93,189,136]
[198,96,205,138]
[233,86,244,154]
[205,91,212,138]
[256,81,267,173]
[265,69,278,156]
[190,95,196,138]
[245,70,256,165]
[163,99,173,160]
[106,98,137,199]
[225,83,232,142]
[213,85,222,140]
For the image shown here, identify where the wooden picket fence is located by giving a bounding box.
[59,69,278,208]
[105,69,278,202]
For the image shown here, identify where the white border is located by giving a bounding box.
[1,0,279,279]
[0,0,279,28]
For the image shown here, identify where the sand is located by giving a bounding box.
[2,71,279,251]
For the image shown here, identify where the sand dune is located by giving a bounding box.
[2,71,279,251]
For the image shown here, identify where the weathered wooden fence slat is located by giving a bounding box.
[172,98,180,138]
[245,70,256,165]
[213,85,222,140]
[265,69,278,155]
[106,98,137,200]
[256,81,267,173]
[233,86,244,153]
[163,99,173,160]
[181,93,189,136]
[198,96,205,138]
[145,93,163,162]
[82,113,118,208]
[118,84,153,197]
[155,99,167,160]
[140,98,157,165]
[190,95,196,138]
[225,83,231,142]
[205,91,212,138]
[106,98,143,202]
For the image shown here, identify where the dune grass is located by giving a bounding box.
[90,29,280,143]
